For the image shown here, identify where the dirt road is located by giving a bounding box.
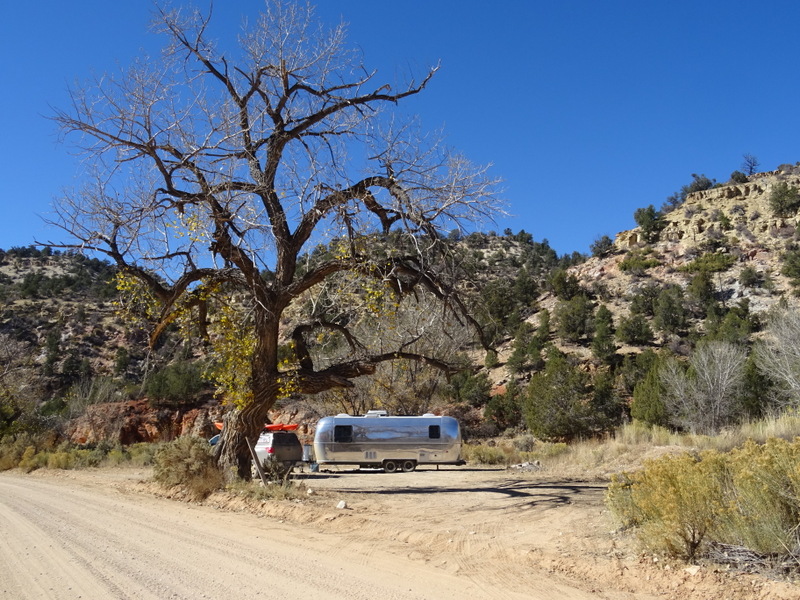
[0,467,795,599]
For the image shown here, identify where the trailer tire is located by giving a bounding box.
[383,460,398,473]
[401,460,417,472]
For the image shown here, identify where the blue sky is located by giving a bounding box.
[1,1,799,255]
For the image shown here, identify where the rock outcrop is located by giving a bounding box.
[66,399,225,445]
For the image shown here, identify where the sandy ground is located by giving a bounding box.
[0,466,797,600]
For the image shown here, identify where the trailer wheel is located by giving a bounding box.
[383,460,398,473]
[401,460,416,472]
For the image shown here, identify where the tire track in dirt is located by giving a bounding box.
[3,472,606,600]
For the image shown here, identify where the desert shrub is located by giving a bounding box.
[512,433,537,453]
[616,314,654,346]
[591,304,616,364]
[462,443,509,465]
[680,252,735,273]
[590,235,614,258]
[607,451,727,560]
[128,442,160,466]
[555,294,595,343]
[768,181,800,217]
[608,439,800,562]
[522,441,569,460]
[47,451,76,469]
[227,478,307,501]
[547,268,582,300]
[71,448,106,468]
[104,446,130,466]
[619,250,660,274]
[729,170,748,184]
[0,433,36,470]
[153,436,223,500]
[738,266,762,288]
[18,446,42,473]
[718,439,800,555]
[447,370,491,407]
[633,205,665,241]
[781,248,800,290]
[484,381,523,430]
[145,361,206,406]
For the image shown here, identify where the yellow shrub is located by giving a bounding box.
[607,451,729,559]
[607,439,800,562]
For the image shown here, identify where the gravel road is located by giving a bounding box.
[0,470,601,600]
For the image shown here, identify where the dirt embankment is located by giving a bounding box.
[0,466,796,599]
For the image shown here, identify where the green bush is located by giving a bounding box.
[616,314,654,346]
[555,294,595,343]
[629,284,661,316]
[590,235,614,258]
[145,361,206,405]
[680,252,735,273]
[633,205,665,242]
[591,304,616,364]
[547,268,582,300]
[631,366,668,427]
[729,170,748,184]
[738,266,762,288]
[447,369,491,407]
[524,349,593,441]
[619,251,660,274]
[483,381,523,430]
[653,286,687,335]
[781,248,800,290]
[153,436,223,500]
[768,181,800,217]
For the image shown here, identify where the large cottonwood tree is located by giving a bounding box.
[46,2,499,478]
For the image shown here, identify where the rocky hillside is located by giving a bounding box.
[4,164,800,444]
[478,165,800,439]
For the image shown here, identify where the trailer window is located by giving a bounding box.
[428,425,441,439]
[334,425,353,443]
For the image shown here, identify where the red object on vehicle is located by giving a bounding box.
[264,423,299,431]
[215,422,299,432]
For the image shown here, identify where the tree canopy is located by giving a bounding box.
[45,2,500,478]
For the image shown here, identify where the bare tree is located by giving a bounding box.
[755,307,800,408]
[0,334,42,434]
[44,2,500,478]
[660,341,746,434]
[742,154,760,176]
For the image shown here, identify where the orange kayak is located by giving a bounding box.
[214,422,299,431]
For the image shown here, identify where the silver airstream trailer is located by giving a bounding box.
[312,411,465,472]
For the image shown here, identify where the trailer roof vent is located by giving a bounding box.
[364,410,388,417]
[336,413,351,417]
[422,413,436,417]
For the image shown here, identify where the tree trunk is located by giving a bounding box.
[214,395,274,481]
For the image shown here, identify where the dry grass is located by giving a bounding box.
[466,413,800,480]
